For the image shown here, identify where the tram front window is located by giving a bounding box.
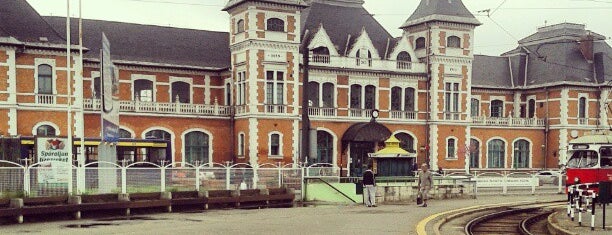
[567,150,599,168]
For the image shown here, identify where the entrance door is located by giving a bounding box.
[349,142,374,177]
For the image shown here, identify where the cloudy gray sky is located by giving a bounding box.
[26,0,612,55]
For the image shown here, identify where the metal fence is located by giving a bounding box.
[0,160,306,198]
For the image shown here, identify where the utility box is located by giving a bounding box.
[600,181,612,204]
[355,182,363,195]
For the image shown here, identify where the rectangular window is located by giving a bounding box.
[238,134,245,156]
[447,139,456,159]
[236,71,246,105]
[265,71,284,105]
[270,134,280,156]
[444,82,460,119]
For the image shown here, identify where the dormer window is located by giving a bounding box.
[447,36,461,48]
[356,48,372,67]
[415,37,426,49]
[266,18,285,32]
[396,51,412,69]
[236,19,245,33]
[312,47,330,63]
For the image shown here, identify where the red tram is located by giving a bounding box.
[565,135,612,189]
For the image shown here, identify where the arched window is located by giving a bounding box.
[487,139,505,168]
[37,125,57,137]
[394,133,414,153]
[513,139,530,169]
[415,37,426,49]
[578,97,587,123]
[391,87,402,111]
[145,129,171,141]
[364,85,376,110]
[322,83,334,108]
[447,36,461,48]
[316,131,333,164]
[491,100,504,118]
[134,79,153,102]
[237,133,245,156]
[308,82,319,107]
[350,84,362,109]
[93,76,101,99]
[356,49,372,66]
[404,87,415,111]
[397,51,412,69]
[266,18,284,32]
[470,139,480,168]
[184,131,209,164]
[269,133,281,156]
[119,129,132,139]
[236,19,245,33]
[312,47,330,63]
[225,83,231,105]
[171,81,190,103]
[528,99,536,118]
[38,64,53,94]
[471,98,480,117]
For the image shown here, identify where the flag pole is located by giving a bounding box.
[66,0,74,195]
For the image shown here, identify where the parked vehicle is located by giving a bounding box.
[565,134,612,192]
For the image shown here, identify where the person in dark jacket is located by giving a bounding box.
[362,165,377,207]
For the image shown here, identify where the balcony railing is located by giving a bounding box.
[264,104,286,114]
[578,118,588,125]
[83,99,231,116]
[472,116,546,127]
[389,110,417,120]
[308,107,337,117]
[349,108,373,118]
[36,94,56,104]
[444,112,461,120]
[308,55,426,73]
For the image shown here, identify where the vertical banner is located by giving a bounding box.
[36,137,72,184]
[99,33,119,193]
[101,33,119,143]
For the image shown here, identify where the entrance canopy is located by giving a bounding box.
[341,121,391,143]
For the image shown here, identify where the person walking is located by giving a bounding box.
[362,165,377,207]
[417,163,433,207]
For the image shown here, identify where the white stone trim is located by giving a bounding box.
[8,109,17,135]
[32,121,61,136]
[119,126,135,138]
[430,125,439,170]
[577,93,589,121]
[248,118,259,165]
[485,137,508,169]
[558,129,569,166]
[560,88,569,125]
[131,74,157,102]
[307,25,340,56]
[34,58,57,95]
[181,128,214,165]
[600,90,609,127]
[237,132,246,158]
[7,49,16,104]
[469,137,482,169]
[511,138,533,169]
[268,131,284,158]
[205,75,212,105]
[489,96,506,117]
[526,95,537,118]
[169,76,194,104]
[292,120,300,164]
[388,34,418,60]
[391,130,418,154]
[141,126,176,163]
[348,28,381,59]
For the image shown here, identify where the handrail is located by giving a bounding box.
[310,177,357,203]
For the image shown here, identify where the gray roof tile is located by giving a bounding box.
[472,55,512,88]
[0,0,65,44]
[401,0,480,28]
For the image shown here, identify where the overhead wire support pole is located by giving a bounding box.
[66,0,74,196]
[77,0,86,194]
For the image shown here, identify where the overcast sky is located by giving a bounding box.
[26,0,612,55]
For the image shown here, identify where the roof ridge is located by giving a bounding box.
[43,16,230,34]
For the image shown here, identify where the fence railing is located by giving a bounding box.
[83,99,232,116]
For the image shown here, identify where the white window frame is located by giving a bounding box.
[486,137,507,169]
[169,76,193,104]
[578,93,589,125]
[526,95,537,118]
[236,70,247,105]
[181,128,213,165]
[445,136,458,160]
[470,96,481,117]
[443,80,461,118]
[489,96,506,118]
[142,126,175,164]
[90,71,101,99]
[512,138,533,169]
[268,131,283,158]
[131,74,157,102]
[34,58,57,96]
[265,70,286,105]
[32,121,61,136]
[238,132,246,158]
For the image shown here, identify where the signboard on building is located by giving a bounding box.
[475,177,538,188]
[101,33,119,143]
[265,51,286,62]
[36,137,71,184]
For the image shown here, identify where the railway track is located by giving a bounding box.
[435,201,564,235]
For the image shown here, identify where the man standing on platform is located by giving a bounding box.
[418,163,433,207]
[363,165,377,207]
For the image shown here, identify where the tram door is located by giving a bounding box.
[350,142,375,177]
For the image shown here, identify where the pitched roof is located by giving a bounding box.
[0,0,65,45]
[519,23,605,45]
[472,55,513,88]
[43,17,230,70]
[401,0,480,28]
[301,2,393,57]
[223,0,308,11]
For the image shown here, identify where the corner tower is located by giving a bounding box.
[223,0,308,166]
[400,0,481,172]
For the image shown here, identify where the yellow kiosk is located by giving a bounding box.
[369,136,416,176]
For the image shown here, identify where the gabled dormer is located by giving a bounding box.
[348,28,381,67]
[308,24,340,64]
[388,35,418,69]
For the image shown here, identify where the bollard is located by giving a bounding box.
[118,193,130,216]
[590,192,596,231]
[161,192,172,213]
[567,187,573,217]
[571,189,576,221]
[9,198,24,224]
[199,191,209,210]
[578,190,583,226]
[68,196,82,220]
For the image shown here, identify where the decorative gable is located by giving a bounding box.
[307,24,340,56]
[347,27,381,59]
[388,35,417,61]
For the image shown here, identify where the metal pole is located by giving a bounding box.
[76,0,86,194]
[66,0,74,196]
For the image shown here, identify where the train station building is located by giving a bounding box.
[0,0,610,175]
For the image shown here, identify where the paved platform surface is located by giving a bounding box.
[0,194,566,235]
[552,203,612,235]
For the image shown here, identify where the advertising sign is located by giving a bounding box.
[475,177,538,188]
[101,33,120,143]
[36,137,71,184]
